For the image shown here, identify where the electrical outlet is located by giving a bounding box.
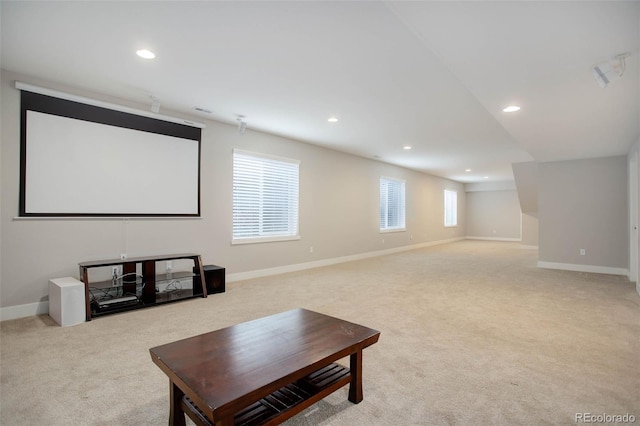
[580,249,586,256]
[309,246,314,253]
[120,253,127,260]
[166,261,173,272]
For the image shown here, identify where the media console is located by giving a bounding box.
[79,254,208,321]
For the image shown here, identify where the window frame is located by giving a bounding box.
[379,176,406,233]
[232,149,300,245]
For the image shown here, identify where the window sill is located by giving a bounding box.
[380,228,406,234]
[232,235,301,245]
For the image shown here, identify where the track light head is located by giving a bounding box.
[592,53,630,88]
[237,115,247,134]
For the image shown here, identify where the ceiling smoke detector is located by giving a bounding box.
[592,53,630,88]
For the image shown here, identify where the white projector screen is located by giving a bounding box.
[20,91,201,217]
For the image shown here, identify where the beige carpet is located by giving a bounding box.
[1,241,638,425]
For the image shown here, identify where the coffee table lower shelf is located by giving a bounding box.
[181,363,351,426]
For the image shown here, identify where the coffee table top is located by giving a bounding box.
[150,308,380,419]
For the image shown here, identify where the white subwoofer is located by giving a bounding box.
[49,277,85,327]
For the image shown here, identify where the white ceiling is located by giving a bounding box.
[2,1,638,183]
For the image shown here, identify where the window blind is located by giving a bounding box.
[380,177,406,231]
[233,150,299,242]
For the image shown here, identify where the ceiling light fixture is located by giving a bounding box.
[328,117,338,123]
[465,169,471,172]
[136,49,155,59]
[403,145,412,150]
[237,115,247,134]
[483,176,489,179]
[502,105,521,113]
[592,53,630,88]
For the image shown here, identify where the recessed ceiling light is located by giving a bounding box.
[502,105,521,113]
[483,176,489,179]
[465,169,472,172]
[136,49,155,59]
[403,145,412,150]
[328,117,338,123]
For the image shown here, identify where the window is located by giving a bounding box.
[233,150,299,243]
[444,189,457,227]
[379,177,406,232]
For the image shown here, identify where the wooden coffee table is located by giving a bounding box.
[149,309,380,426]
[150,308,380,426]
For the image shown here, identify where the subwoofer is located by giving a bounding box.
[193,264,225,295]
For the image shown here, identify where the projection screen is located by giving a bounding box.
[19,89,202,217]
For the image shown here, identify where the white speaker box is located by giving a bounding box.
[49,277,85,327]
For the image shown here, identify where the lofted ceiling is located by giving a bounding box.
[2,1,638,183]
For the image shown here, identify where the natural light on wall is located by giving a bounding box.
[380,177,406,232]
[444,189,457,227]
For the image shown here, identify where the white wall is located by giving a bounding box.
[538,156,628,275]
[521,213,539,247]
[464,183,521,241]
[512,161,538,214]
[628,139,639,292]
[0,70,466,318]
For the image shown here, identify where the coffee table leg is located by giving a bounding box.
[348,350,363,403]
[169,381,186,426]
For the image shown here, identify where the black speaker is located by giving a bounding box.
[194,265,225,295]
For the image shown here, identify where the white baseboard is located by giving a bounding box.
[466,236,521,242]
[0,301,49,321]
[227,237,465,283]
[2,239,464,321]
[537,261,629,276]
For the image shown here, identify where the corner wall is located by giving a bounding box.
[521,213,539,247]
[628,139,639,294]
[464,182,521,241]
[538,156,628,275]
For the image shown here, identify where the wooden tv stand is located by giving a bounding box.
[79,253,207,321]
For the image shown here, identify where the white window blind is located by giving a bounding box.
[233,150,299,243]
[380,177,406,231]
[444,189,457,227]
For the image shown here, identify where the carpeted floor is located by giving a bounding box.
[1,241,638,425]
